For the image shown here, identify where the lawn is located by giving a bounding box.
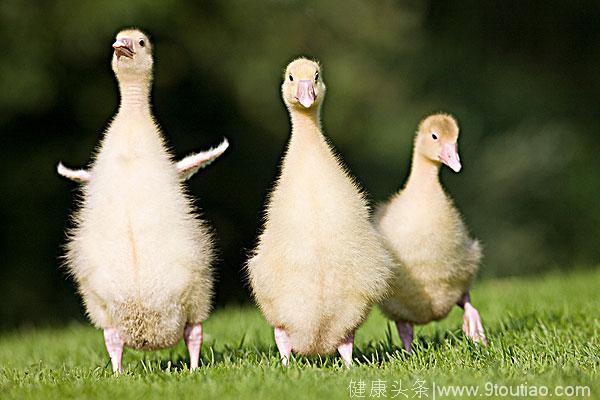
[1,269,598,399]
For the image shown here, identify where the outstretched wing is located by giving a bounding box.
[57,162,91,183]
[176,138,229,181]
[57,138,229,184]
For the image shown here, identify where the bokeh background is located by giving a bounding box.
[1,0,599,330]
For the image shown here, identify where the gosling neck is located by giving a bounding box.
[116,74,152,115]
[405,150,442,192]
[289,106,322,142]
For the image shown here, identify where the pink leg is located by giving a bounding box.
[458,292,487,344]
[184,323,203,371]
[337,333,355,368]
[395,320,413,354]
[274,327,292,366]
[103,328,124,374]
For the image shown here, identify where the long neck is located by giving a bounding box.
[117,76,151,115]
[289,107,323,147]
[404,149,442,193]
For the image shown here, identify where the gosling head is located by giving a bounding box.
[415,114,462,173]
[281,57,325,111]
[111,28,153,81]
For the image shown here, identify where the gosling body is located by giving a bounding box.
[59,29,227,371]
[376,114,486,352]
[247,58,392,366]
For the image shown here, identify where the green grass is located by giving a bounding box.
[1,269,598,400]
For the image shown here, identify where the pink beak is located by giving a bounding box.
[439,142,462,172]
[295,80,316,108]
[113,38,134,59]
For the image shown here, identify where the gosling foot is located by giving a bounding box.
[274,326,292,366]
[184,323,203,371]
[458,292,487,344]
[337,333,355,368]
[103,328,124,374]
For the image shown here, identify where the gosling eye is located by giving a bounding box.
[289,74,294,82]
[315,72,319,82]
[431,133,438,140]
[139,39,145,47]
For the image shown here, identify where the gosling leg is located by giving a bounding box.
[337,332,355,368]
[184,323,203,370]
[274,326,292,366]
[103,328,124,374]
[395,320,414,354]
[458,292,487,344]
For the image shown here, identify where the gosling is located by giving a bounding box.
[58,28,228,373]
[247,58,392,367]
[376,113,486,354]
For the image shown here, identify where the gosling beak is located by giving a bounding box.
[295,80,316,108]
[113,38,134,59]
[439,142,462,172]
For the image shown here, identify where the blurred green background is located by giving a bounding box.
[1,0,598,330]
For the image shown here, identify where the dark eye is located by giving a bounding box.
[315,72,319,82]
[289,74,293,81]
[432,133,438,140]
[139,39,145,47]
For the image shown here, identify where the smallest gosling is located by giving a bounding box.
[376,114,486,353]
